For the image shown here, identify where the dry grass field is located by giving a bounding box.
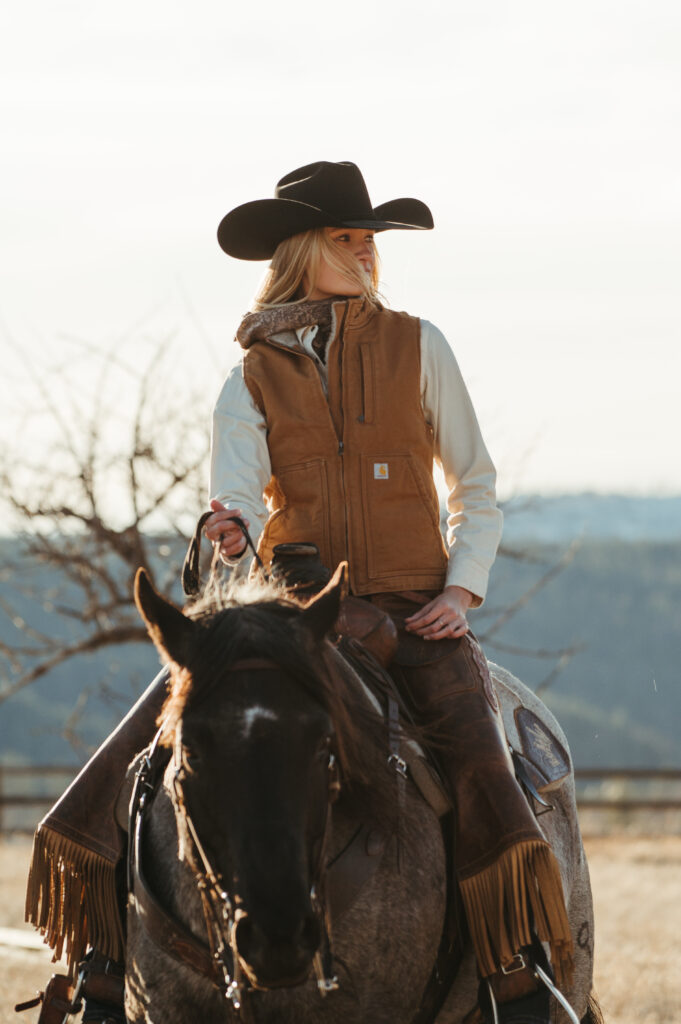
[1,832,680,1023]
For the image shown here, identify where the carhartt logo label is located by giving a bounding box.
[374,463,389,479]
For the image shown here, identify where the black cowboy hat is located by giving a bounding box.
[217,161,434,261]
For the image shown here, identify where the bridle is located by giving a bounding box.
[130,657,341,1019]
[173,516,342,1012]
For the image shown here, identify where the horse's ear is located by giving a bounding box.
[299,561,348,641]
[134,568,198,667]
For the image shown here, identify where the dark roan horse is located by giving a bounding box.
[127,564,603,1024]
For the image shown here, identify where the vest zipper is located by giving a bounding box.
[261,308,352,576]
[336,304,351,574]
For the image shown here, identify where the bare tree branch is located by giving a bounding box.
[477,538,582,642]
[1,328,589,752]
[485,638,586,660]
[0,624,149,704]
[0,333,211,746]
[494,543,552,566]
[536,651,578,697]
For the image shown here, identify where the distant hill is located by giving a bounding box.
[483,538,681,767]
[500,493,681,544]
[1,496,680,770]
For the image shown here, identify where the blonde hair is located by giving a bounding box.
[253,227,381,310]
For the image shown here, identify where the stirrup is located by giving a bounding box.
[15,968,86,1023]
[533,964,580,1024]
[486,962,580,1024]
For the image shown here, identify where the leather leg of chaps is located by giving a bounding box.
[367,592,573,988]
[25,667,170,972]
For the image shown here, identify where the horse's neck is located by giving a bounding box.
[321,644,400,831]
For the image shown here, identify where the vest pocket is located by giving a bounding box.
[262,459,332,565]
[360,453,447,580]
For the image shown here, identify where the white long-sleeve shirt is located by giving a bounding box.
[210,318,503,604]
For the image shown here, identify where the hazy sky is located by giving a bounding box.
[2,0,680,497]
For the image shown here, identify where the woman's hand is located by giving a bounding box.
[203,499,250,560]
[404,586,474,640]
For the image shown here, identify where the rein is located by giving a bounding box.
[129,658,341,1018]
[171,727,249,1014]
[182,512,265,597]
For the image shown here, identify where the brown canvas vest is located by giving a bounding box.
[242,299,447,595]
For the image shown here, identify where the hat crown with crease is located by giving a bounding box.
[276,161,375,221]
[217,160,433,261]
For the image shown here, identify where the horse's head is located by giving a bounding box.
[134,564,353,990]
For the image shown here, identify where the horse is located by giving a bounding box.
[127,562,603,1024]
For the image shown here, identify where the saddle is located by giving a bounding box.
[268,543,454,819]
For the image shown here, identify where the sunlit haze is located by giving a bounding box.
[2,0,679,498]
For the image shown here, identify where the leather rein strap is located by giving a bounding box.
[182,512,265,597]
[171,733,252,1015]
[129,726,256,1016]
[128,731,221,985]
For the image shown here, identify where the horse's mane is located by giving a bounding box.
[159,576,390,795]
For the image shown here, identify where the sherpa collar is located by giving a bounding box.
[236,300,336,350]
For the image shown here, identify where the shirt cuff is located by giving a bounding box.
[444,559,490,607]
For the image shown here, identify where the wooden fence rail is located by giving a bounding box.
[574,767,681,812]
[0,765,80,831]
[2,765,681,831]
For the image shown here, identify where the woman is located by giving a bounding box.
[204,161,573,1023]
[24,162,572,1024]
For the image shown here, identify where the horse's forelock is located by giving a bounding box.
[184,574,298,620]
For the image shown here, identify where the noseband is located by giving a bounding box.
[129,657,341,1019]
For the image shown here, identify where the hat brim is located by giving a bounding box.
[217,197,433,261]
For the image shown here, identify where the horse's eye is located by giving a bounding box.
[182,747,200,773]
[315,736,332,758]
